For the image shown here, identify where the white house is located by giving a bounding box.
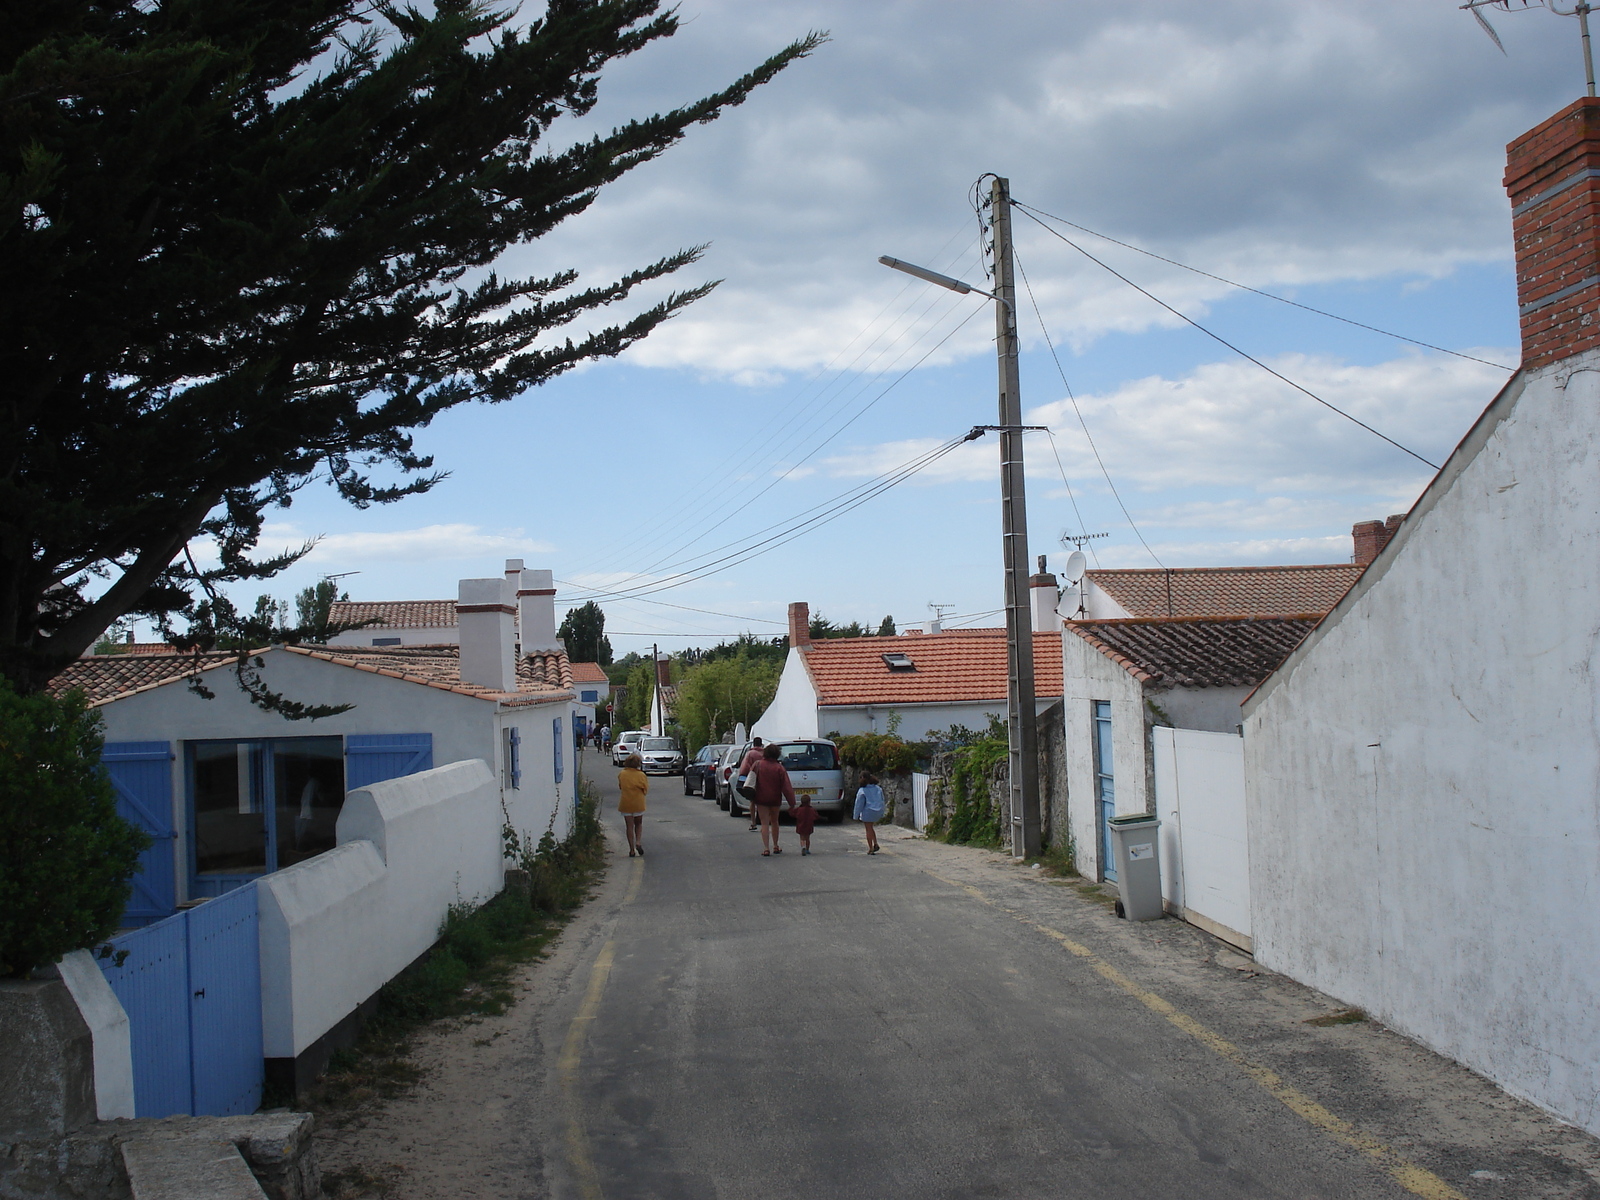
[52,570,582,928]
[1242,97,1600,1136]
[1074,561,1364,621]
[753,602,1063,743]
[326,559,563,650]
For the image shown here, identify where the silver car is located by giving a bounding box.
[723,739,845,821]
[612,729,650,766]
[639,736,686,775]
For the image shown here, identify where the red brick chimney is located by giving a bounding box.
[1506,98,1600,369]
[1352,513,1406,566]
[654,653,671,688]
[787,601,811,648]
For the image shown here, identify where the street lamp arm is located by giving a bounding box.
[878,255,1008,306]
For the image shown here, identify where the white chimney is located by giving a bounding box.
[504,558,525,592]
[517,568,560,654]
[1030,555,1061,632]
[457,577,517,691]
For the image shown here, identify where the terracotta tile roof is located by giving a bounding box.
[804,629,1064,707]
[48,644,574,708]
[1065,615,1322,688]
[1086,564,1361,618]
[569,662,610,684]
[328,600,458,629]
[48,652,241,704]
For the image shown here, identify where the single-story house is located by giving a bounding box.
[1061,615,1317,889]
[1241,97,1600,1137]
[51,570,581,928]
[754,602,1064,743]
[326,559,561,650]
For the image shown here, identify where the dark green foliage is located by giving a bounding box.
[294,581,348,641]
[679,633,787,668]
[674,652,779,752]
[559,601,612,666]
[837,731,920,773]
[2,1,823,694]
[930,723,1010,849]
[0,680,150,977]
[808,612,883,640]
[877,614,896,637]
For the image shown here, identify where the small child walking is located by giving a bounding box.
[853,772,886,855]
[793,795,817,854]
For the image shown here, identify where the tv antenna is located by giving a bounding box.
[1462,1,1597,96]
[928,602,956,622]
[1059,530,1109,551]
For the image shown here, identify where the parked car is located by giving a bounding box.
[714,743,744,810]
[724,739,845,821]
[685,743,731,796]
[612,729,650,766]
[639,736,685,775]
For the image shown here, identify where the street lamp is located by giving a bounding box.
[878,176,1043,859]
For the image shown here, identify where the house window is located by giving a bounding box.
[1091,701,1116,883]
[189,737,344,885]
[580,689,599,703]
[371,637,401,646]
[503,727,522,790]
[553,718,564,785]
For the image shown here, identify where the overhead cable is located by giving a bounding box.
[1012,201,1516,373]
[1014,206,1442,472]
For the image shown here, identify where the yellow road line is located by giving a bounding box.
[557,858,645,1200]
[924,871,1466,1200]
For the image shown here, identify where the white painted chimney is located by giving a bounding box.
[457,577,517,692]
[1030,555,1061,632]
[517,567,560,654]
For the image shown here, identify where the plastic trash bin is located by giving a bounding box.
[1108,813,1163,921]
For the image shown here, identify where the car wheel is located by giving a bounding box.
[703,777,715,799]
[683,776,695,795]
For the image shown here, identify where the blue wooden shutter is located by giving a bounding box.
[103,741,177,927]
[344,733,433,789]
[552,718,564,784]
[507,727,522,790]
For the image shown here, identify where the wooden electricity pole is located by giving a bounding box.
[989,175,1043,859]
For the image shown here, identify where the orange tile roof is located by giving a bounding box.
[569,662,610,683]
[49,652,241,704]
[329,600,458,629]
[804,629,1064,707]
[1066,615,1321,688]
[48,645,572,708]
[1086,564,1361,618]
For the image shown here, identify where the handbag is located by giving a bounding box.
[737,774,758,801]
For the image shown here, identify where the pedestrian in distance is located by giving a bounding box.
[737,737,765,831]
[793,794,817,855]
[601,725,611,752]
[618,752,648,858]
[752,742,794,857]
[854,772,886,855]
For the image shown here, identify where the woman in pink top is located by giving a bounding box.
[738,738,765,831]
[751,743,795,856]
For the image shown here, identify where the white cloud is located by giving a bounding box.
[258,523,552,565]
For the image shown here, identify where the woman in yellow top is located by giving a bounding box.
[617,753,649,858]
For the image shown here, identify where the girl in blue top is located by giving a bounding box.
[853,772,886,855]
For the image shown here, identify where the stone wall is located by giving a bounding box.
[839,765,915,827]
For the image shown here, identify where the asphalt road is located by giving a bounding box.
[509,750,1600,1200]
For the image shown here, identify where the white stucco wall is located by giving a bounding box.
[819,699,1057,742]
[56,949,135,1120]
[258,759,502,1058]
[1243,359,1600,1134]
[1080,579,1134,620]
[325,626,458,647]
[1061,635,1149,883]
[1152,685,1250,735]
[751,648,820,741]
[494,702,577,845]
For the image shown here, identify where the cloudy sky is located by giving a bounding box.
[232,1,1584,654]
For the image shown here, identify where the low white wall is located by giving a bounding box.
[1061,634,1149,882]
[56,949,135,1120]
[258,759,502,1059]
[1153,728,1250,949]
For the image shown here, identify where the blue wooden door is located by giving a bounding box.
[186,885,263,1116]
[103,741,177,927]
[1092,702,1117,883]
[98,912,192,1117]
[344,733,432,788]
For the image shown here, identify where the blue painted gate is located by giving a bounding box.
[102,741,178,927]
[98,885,263,1117]
[345,732,432,788]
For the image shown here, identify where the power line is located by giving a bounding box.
[1013,244,1164,569]
[1012,201,1516,373]
[1014,206,1442,472]
[553,588,786,626]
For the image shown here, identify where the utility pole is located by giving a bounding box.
[989,175,1043,859]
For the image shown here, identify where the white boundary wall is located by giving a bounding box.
[257,759,502,1059]
[1153,728,1250,950]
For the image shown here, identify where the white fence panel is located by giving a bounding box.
[912,773,930,831]
[1153,728,1251,950]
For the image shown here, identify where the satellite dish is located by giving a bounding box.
[1056,583,1082,621]
[1063,550,1087,583]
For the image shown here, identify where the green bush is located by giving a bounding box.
[836,732,921,773]
[936,732,1010,850]
[0,680,150,977]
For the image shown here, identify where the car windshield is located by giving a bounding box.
[643,738,677,751]
[777,742,838,771]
